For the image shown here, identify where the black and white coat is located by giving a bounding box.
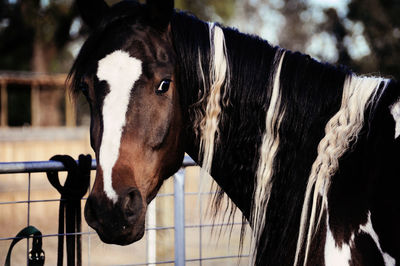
[172,11,400,266]
[71,1,400,265]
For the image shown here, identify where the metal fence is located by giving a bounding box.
[0,155,249,265]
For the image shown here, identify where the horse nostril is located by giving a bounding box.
[122,188,143,222]
[85,196,100,230]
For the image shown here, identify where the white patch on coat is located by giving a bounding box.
[324,216,352,266]
[359,212,396,266]
[323,211,396,266]
[97,50,142,203]
[390,99,400,139]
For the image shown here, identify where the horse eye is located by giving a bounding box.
[79,82,89,97]
[156,79,172,94]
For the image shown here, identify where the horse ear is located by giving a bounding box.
[146,0,174,30]
[77,0,110,28]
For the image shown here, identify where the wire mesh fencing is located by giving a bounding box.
[0,155,250,265]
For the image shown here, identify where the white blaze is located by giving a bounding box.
[97,50,142,203]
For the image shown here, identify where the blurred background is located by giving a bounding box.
[1,0,399,134]
[0,0,399,265]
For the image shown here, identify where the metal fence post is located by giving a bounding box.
[147,200,156,266]
[174,168,186,266]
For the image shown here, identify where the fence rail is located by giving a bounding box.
[0,155,250,265]
[0,156,196,174]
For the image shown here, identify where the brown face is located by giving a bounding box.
[81,24,184,245]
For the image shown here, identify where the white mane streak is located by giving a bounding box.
[390,99,400,139]
[250,50,286,265]
[200,23,229,175]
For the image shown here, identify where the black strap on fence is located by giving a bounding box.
[46,154,91,266]
[4,226,45,266]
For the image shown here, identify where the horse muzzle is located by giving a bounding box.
[84,187,146,245]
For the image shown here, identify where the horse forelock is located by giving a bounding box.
[67,1,147,99]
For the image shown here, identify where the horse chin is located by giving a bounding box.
[85,186,148,246]
[95,221,146,246]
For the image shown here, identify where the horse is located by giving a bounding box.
[69,0,400,265]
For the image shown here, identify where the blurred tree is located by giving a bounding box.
[0,0,35,70]
[26,0,78,72]
[346,0,400,77]
[175,0,235,21]
[0,0,81,128]
[1,0,399,79]
[0,0,78,73]
[319,8,352,67]
[0,0,235,73]
[276,0,309,52]
[232,0,400,78]
[312,0,400,77]
[232,0,310,51]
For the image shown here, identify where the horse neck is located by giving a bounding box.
[172,11,283,218]
[172,11,400,265]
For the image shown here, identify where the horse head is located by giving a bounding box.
[71,0,183,245]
